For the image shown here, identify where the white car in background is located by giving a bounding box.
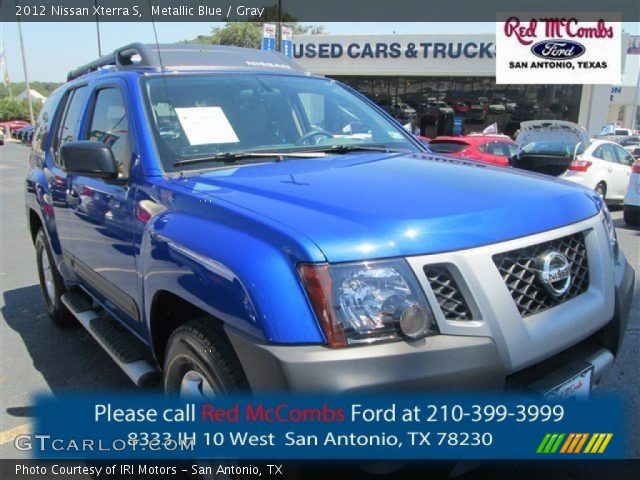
[619,136,640,158]
[562,139,635,203]
[488,103,506,114]
[623,159,640,226]
[513,121,634,203]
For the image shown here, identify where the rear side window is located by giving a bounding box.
[482,142,506,156]
[88,88,132,179]
[504,143,519,157]
[33,90,64,155]
[55,85,89,163]
[592,146,603,159]
[429,141,468,153]
[600,144,617,162]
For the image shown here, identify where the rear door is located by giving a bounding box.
[595,144,622,197]
[612,144,634,198]
[67,80,142,333]
[477,141,509,165]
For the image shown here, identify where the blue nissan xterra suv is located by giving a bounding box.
[25,44,634,396]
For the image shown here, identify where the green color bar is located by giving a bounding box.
[537,434,552,453]
[550,433,566,453]
[543,434,559,453]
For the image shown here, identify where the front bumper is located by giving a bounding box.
[226,251,634,394]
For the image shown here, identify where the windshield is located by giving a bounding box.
[142,74,418,171]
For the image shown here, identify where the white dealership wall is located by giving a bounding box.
[293,33,637,136]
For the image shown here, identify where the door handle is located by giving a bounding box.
[607,168,612,172]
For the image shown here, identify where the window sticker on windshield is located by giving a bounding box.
[388,131,403,139]
[175,107,239,145]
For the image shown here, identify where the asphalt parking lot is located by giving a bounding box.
[0,140,638,475]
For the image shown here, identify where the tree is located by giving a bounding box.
[0,82,61,100]
[184,22,325,49]
[0,98,41,122]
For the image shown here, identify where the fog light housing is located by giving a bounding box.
[398,303,432,339]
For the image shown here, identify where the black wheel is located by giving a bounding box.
[595,182,607,200]
[34,229,75,327]
[163,318,248,396]
[623,206,640,227]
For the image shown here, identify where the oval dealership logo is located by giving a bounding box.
[531,40,586,60]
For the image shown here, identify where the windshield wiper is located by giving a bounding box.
[173,151,323,167]
[298,144,410,155]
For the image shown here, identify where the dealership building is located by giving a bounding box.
[292,33,637,137]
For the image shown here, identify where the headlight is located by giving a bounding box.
[299,260,437,347]
[601,204,619,263]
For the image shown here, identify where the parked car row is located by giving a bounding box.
[426,120,640,226]
[12,125,35,143]
[0,121,33,145]
[0,119,30,134]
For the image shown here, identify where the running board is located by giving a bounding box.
[61,290,159,388]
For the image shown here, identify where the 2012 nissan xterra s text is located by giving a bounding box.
[25,44,634,397]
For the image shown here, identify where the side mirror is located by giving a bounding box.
[60,141,118,179]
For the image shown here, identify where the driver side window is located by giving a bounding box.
[88,88,132,179]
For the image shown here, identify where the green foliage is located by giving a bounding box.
[0,81,61,100]
[0,97,41,122]
[184,22,325,50]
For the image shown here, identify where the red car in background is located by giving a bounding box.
[428,135,519,167]
[0,120,31,134]
[449,100,471,114]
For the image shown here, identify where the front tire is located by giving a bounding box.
[163,318,248,396]
[623,205,640,226]
[35,229,75,327]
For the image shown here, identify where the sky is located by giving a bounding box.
[1,21,638,85]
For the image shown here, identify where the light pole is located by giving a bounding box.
[630,63,639,131]
[95,0,102,56]
[276,0,282,51]
[17,21,34,125]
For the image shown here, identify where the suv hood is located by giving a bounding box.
[180,153,601,262]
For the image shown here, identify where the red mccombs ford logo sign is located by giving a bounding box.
[496,17,621,85]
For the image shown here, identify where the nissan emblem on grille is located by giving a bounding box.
[534,250,572,297]
[493,232,589,318]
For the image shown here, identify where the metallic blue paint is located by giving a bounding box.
[182,153,602,263]
[24,66,602,353]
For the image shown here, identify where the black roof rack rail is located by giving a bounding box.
[67,43,304,82]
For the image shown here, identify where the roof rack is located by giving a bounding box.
[67,43,304,81]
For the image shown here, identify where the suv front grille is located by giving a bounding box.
[493,232,589,317]
[423,264,473,320]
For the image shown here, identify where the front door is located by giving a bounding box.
[47,85,90,259]
[67,81,142,333]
